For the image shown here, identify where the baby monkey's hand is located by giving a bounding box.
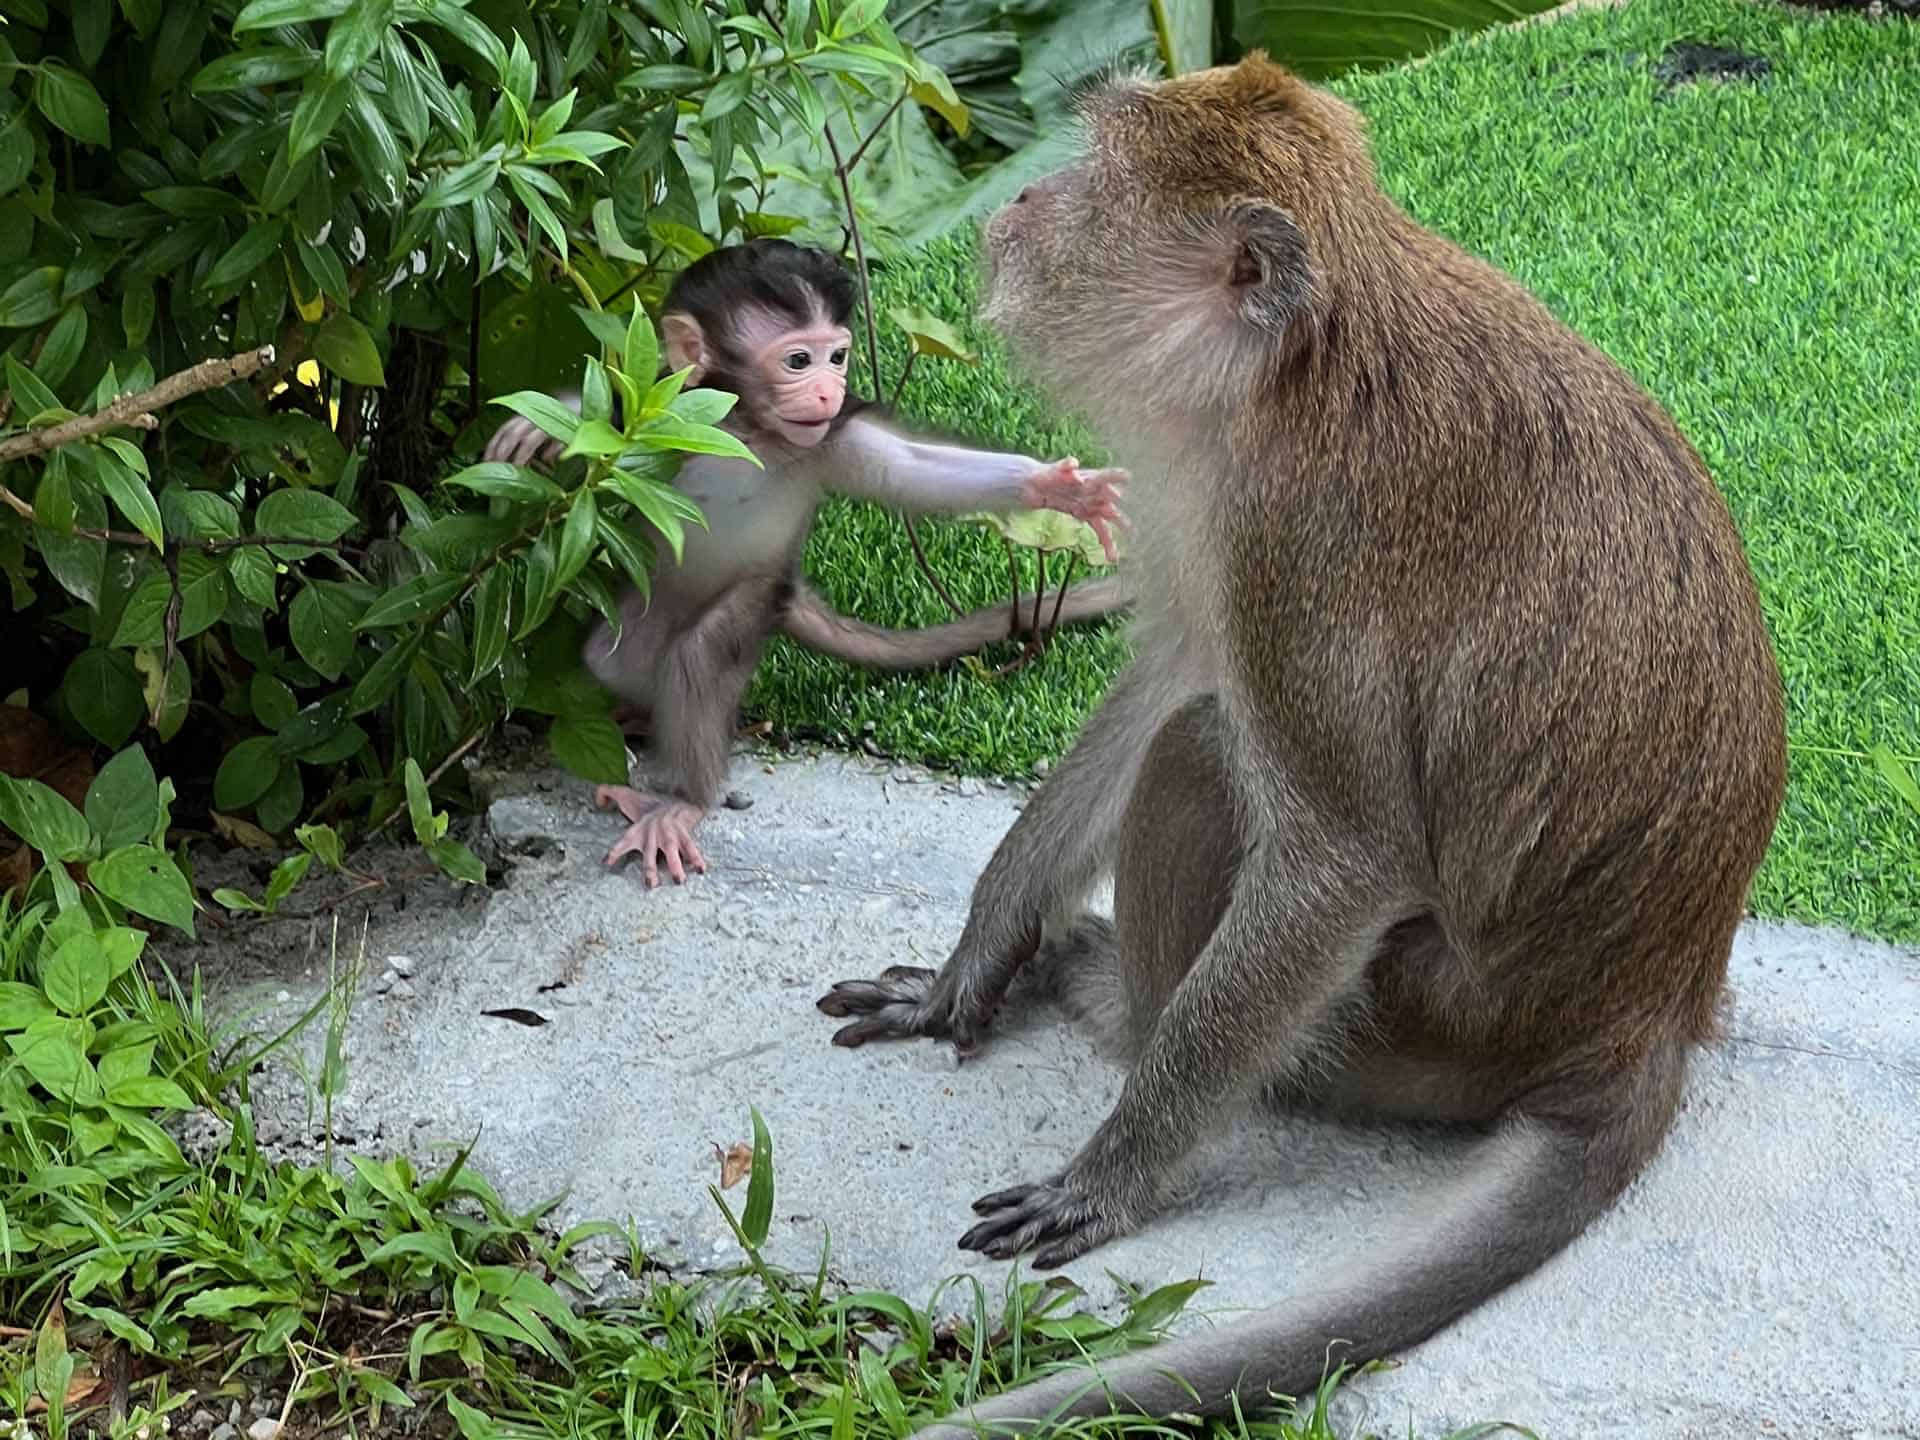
[1021,457,1128,564]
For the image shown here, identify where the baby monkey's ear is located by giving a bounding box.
[1219,198,1315,334]
[661,311,709,382]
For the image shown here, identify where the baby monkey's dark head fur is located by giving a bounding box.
[660,239,869,448]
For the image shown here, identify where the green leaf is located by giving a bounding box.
[179,1285,287,1318]
[490,390,580,446]
[443,462,561,504]
[90,451,165,548]
[1149,0,1212,74]
[601,469,700,565]
[121,279,156,347]
[355,570,465,629]
[631,416,760,463]
[667,387,737,427]
[559,417,624,459]
[296,821,344,869]
[289,580,360,678]
[233,0,352,32]
[257,487,358,546]
[228,547,279,608]
[325,0,393,77]
[313,310,385,385]
[89,844,197,936]
[294,231,351,307]
[0,777,92,862]
[105,1074,194,1109]
[428,837,485,885]
[289,74,352,161]
[469,563,512,683]
[966,505,1113,567]
[251,673,300,730]
[348,631,422,714]
[9,1017,101,1104]
[554,489,596,593]
[1870,744,1920,817]
[832,0,888,38]
[0,982,55,1029]
[737,1103,775,1244]
[36,305,89,390]
[84,745,161,853]
[191,46,320,93]
[33,63,111,147]
[112,555,230,645]
[42,930,111,1015]
[623,304,659,389]
[547,711,627,786]
[1233,0,1553,77]
[416,155,500,212]
[889,304,979,364]
[205,218,288,292]
[213,736,282,811]
[265,850,314,907]
[0,266,66,329]
[64,649,145,750]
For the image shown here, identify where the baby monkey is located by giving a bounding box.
[485,240,1127,886]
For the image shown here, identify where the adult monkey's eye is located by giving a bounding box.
[829,347,849,367]
[784,352,810,371]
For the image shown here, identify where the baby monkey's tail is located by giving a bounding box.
[781,575,1130,672]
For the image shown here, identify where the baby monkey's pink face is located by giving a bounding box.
[741,310,851,449]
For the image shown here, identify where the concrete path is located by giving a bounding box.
[176,747,1920,1440]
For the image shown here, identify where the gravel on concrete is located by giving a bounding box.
[170,746,1920,1440]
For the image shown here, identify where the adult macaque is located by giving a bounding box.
[484,240,1128,886]
[816,55,1787,1436]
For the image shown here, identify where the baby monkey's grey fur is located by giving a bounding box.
[816,53,1787,1436]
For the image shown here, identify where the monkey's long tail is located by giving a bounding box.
[908,1052,1687,1439]
[780,576,1131,672]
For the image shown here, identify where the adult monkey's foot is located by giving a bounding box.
[593,784,708,887]
[815,962,995,1056]
[959,1169,1134,1268]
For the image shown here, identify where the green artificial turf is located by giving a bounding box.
[745,0,1920,944]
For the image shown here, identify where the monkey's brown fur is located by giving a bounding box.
[817,53,1786,1436]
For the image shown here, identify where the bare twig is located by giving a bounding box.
[0,345,275,464]
[822,108,968,622]
[1045,551,1081,638]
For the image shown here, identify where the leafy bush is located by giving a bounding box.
[0,0,968,902]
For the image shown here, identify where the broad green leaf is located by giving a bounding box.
[251,673,299,729]
[428,837,485,885]
[1870,744,1920,817]
[559,417,624,459]
[234,0,352,28]
[547,711,627,786]
[416,155,500,211]
[630,416,759,464]
[257,488,358,547]
[191,46,320,93]
[355,570,466,629]
[90,450,165,547]
[0,777,92,862]
[121,279,156,347]
[442,462,561,504]
[1150,0,1212,73]
[42,930,111,1015]
[213,736,282,811]
[9,1017,102,1103]
[966,506,1114,567]
[601,468,704,565]
[204,219,288,292]
[0,982,54,1029]
[228,547,279,608]
[105,1075,195,1109]
[111,555,230,645]
[553,489,595,592]
[348,631,422,714]
[889,304,979,364]
[666,387,737,427]
[1233,0,1557,77]
[89,844,197,936]
[179,1285,288,1317]
[624,303,658,388]
[0,266,66,329]
[64,649,144,749]
[84,744,161,853]
[490,390,581,446]
[288,580,360,677]
[33,63,111,147]
[264,850,313,907]
[36,305,88,389]
[312,308,385,385]
[325,0,394,77]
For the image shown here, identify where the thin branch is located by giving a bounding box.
[844,92,906,174]
[0,345,275,464]
[1044,551,1081,638]
[824,108,968,622]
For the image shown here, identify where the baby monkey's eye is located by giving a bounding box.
[783,352,811,371]
[829,348,849,367]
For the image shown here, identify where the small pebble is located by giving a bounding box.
[956,779,981,798]
[191,1411,219,1431]
[1033,759,1051,777]
[248,1420,283,1440]
[210,1425,237,1440]
[387,954,416,976]
[372,970,395,994]
[389,978,417,1001]
[723,790,753,810]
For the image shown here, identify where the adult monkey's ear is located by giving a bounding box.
[661,311,709,382]
[1220,199,1315,334]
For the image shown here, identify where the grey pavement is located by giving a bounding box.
[179,747,1920,1440]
